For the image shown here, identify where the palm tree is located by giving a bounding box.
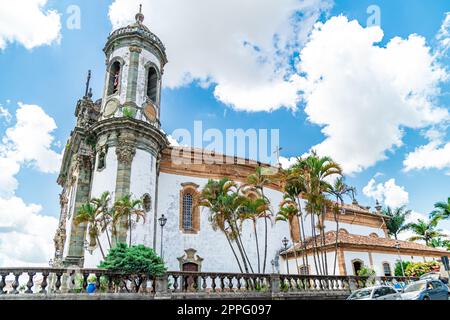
[431,197,450,220]
[113,194,146,247]
[198,178,253,273]
[73,203,106,259]
[239,196,270,273]
[280,167,309,273]
[383,206,413,240]
[408,217,447,246]
[276,198,301,274]
[246,167,273,273]
[297,151,342,275]
[327,177,355,275]
[91,191,112,249]
[429,238,450,249]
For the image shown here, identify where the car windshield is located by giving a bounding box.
[349,288,372,299]
[404,281,426,293]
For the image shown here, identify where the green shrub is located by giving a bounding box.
[405,261,441,277]
[357,266,376,277]
[394,261,411,277]
[98,243,166,276]
[122,107,136,118]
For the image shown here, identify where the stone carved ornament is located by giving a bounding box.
[116,140,136,165]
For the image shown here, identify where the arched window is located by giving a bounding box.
[182,193,193,230]
[97,152,106,171]
[180,183,200,233]
[382,262,392,277]
[142,194,152,213]
[352,259,363,276]
[146,67,158,103]
[107,61,121,95]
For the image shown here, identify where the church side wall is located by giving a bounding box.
[157,172,290,273]
[129,149,157,248]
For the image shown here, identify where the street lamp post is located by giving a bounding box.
[282,237,290,275]
[395,241,405,277]
[158,214,167,260]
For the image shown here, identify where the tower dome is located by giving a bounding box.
[101,6,167,126]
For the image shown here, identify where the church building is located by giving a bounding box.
[53,9,449,277]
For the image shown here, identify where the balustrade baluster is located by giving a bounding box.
[25,272,36,294]
[211,276,216,292]
[173,275,179,292]
[55,272,63,292]
[94,273,101,291]
[202,276,207,292]
[11,272,21,294]
[220,275,225,291]
[40,271,49,294]
[228,276,234,291]
[0,272,8,294]
[82,272,89,292]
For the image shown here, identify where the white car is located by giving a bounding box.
[347,285,402,300]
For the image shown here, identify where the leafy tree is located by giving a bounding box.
[74,203,106,258]
[113,194,146,246]
[99,243,166,292]
[431,197,450,220]
[408,217,446,246]
[383,206,412,240]
[246,167,274,274]
[405,261,441,277]
[394,260,411,277]
[327,177,355,275]
[239,195,271,273]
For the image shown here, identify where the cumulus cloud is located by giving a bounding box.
[109,0,331,112]
[0,103,61,267]
[0,0,61,50]
[298,16,449,174]
[403,139,450,173]
[279,156,298,169]
[363,177,409,208]
[0,106,11,123]
[0,197,57,266]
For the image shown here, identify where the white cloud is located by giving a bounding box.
[363,177,409,208]
[403,139,450,173]
[0,0,61,50]
[0,103,61,267]
[279,156,298,169]
[436,12,450,56]
[3,103,62,173]
[0,106,11,123]
[0,197,57,267]
[298,16,449,174]
[109,0,331,112]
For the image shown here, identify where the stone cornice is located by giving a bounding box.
[90,117,168,153]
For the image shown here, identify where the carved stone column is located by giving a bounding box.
[64,154,93,267]
[113,138,137,244]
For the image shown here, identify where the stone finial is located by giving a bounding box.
[135,4,144,23]
[375,200,382,213]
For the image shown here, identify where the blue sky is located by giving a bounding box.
[0,0,449,265]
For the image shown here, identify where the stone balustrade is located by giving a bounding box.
[0,268,418,298]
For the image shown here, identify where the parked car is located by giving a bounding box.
[347,286,402,300]
[401,280,449,300]
[420,272,449,285]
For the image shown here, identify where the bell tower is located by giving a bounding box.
[101,5,167,126]
[58,6,169,268]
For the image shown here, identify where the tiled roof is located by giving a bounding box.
[285,230,449,255]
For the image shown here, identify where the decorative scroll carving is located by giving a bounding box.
[116,140,136,165]
[129,46,142,53]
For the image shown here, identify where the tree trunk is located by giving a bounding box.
[296,197,309,272]
[261,189,268,274]
[254,221,261,273]
[96,235,106,259]
[225,232,243,273]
